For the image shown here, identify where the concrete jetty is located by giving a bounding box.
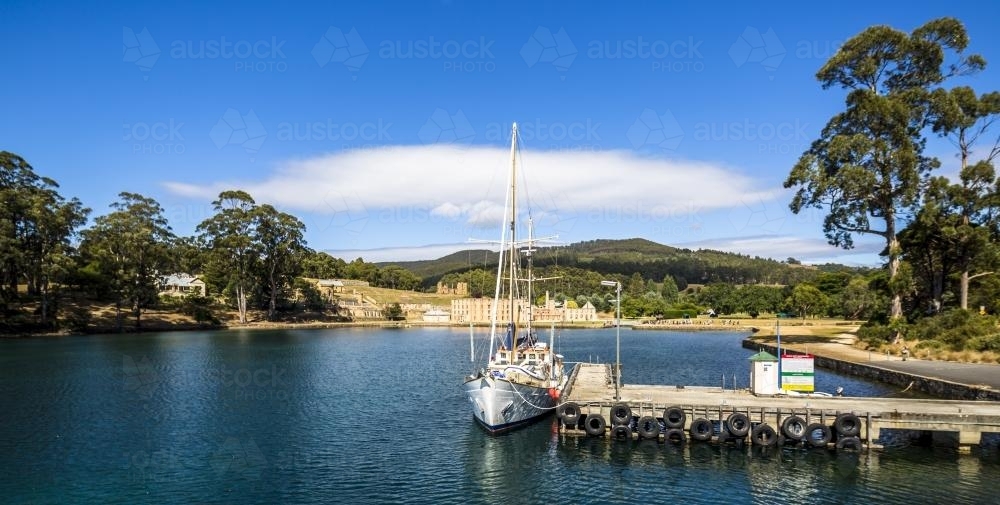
[559,363,1000,451]
[742,339,1000,401]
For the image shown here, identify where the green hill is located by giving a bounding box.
[379,238,855,289]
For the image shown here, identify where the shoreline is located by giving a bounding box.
[1,319,616,338]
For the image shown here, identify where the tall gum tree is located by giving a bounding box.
[784,17,985,320]
[930,87,1000,309]
[197,191,257,324]
[81,192,174,330]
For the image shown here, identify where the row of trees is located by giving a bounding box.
[0,152,427,331]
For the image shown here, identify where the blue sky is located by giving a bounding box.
[2,0,998,264]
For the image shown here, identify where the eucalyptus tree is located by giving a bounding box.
[0,151,89,323]
[253,204,307,320]
[929,86,1000,308]
[902,164,999,311]
[197,191,257,323]
[81,192,174,330]
[784,18,985,320]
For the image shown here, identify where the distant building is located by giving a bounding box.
[450,292,596,323]
[316,279,345,294]
[422,309,451,323]
[337,290,383,319]
[160,274,206,297]
[436,281,468,296]
[534,292,597,322]
[451,297,529,324]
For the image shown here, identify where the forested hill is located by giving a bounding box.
[380,238,861,289]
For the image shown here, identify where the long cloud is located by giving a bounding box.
[164,144,777,228]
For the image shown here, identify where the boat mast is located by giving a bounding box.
[508,122,518,354]
[525,216,534,348]
[487,126,516,360]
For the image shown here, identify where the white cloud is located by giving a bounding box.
[327,242,497,263]
[429,202,462,218]
[163,145,775,226]
[678,235,884,265]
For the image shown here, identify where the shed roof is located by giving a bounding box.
[747,350,778,362]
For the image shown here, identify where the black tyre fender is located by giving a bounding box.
[835,436,863,451]
[583,413,606,437]
[781,415,807,441]
[663,406,686,429]
[726,412,751,438]
[805,423,833,447]
[834,413,862,437]
[751,423,778,446]
[636,415,660,440]
[558,402,581,426]
[610,403,632,426]
[664,428,686,444]
[611,424,632,441]
[689,418,713,442]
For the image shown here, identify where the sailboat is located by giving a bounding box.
[463,122,569,433]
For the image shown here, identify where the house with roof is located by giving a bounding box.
[160,274,206,297]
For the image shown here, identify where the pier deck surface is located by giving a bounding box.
[747,336,1000,392]
[565,363,1000,418]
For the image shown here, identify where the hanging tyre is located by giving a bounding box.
[611,424,632,441]
[636,415,660,440]
[584,413,606,437]
[805,423,832,448]
[689,418,713,441]
[726,412,751,438]
[558,402,581,427]
[611,403,632,426]
[664,428,686,444]
[834,413,861,437]
[781,415,807,441]
[751,423,778,446]
[835,436,862,451]
[663,406,686,429]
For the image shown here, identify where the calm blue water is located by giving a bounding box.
[1,328,997,504]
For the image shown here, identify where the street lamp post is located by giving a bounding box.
[601,280,622,400]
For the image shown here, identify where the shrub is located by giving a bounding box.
[857,322,898,347]
[968,334,1000,352]
[180,294,219,325]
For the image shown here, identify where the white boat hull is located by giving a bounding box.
[464,376,558,432]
